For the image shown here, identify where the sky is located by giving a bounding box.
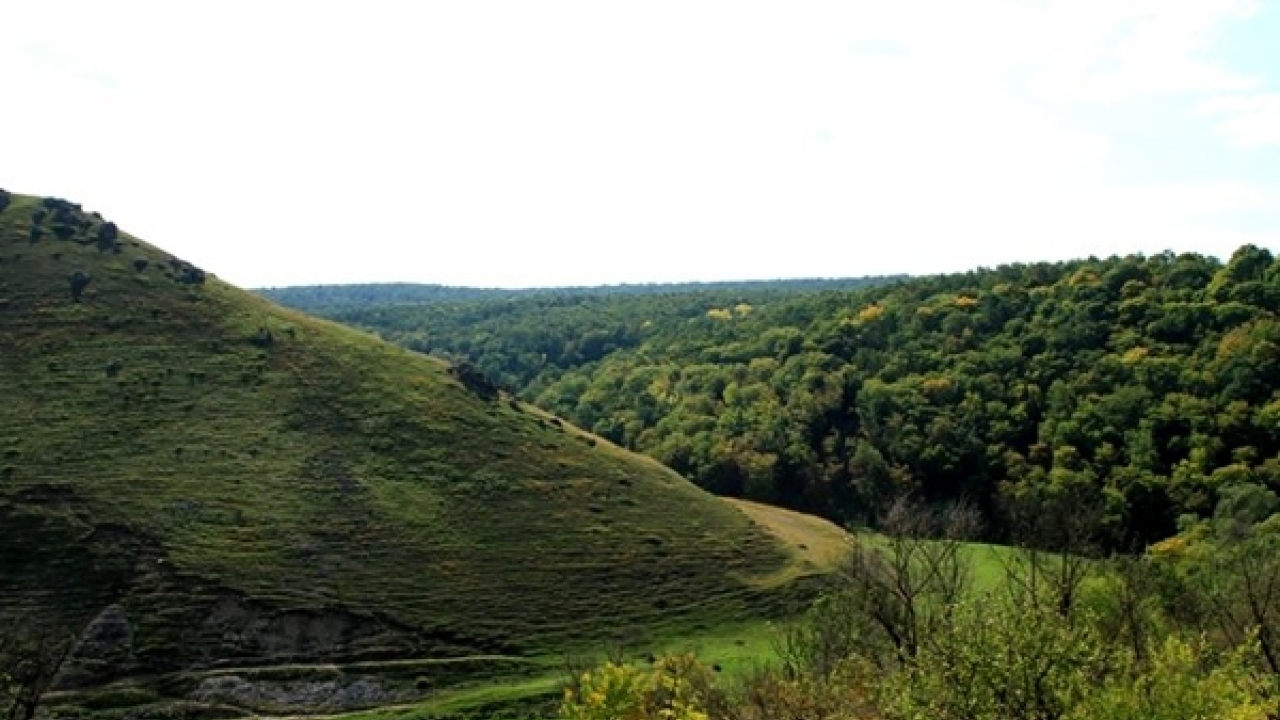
[4,1,1280,288]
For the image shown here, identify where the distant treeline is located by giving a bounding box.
[256,276,906,311]
[270,249,1280,551]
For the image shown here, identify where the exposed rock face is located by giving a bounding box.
[190,595,394,662]
[190,674,402,713]
[60,604,135,687]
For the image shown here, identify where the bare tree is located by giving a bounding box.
[1,622,75,720]
[1000,480,1104,618]
[780,496,981,673]
[1094,555,1165,664]
[1200,531,1280,675]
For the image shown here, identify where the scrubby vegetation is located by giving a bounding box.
[565,499,1280,719]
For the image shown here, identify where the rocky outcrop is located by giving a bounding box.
[59,604,135,688]
[190,674,403,713]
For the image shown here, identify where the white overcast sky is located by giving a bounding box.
[4,1,1280,287]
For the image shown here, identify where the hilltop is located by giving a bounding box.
[0,192,807,716]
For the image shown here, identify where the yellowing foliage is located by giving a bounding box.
[857,304,885,322]
[706,308,733,321]
[1068,269,1101,286]
[1148,535,1189,558]
[733,303,754,316]
[954,295,979,308]
[1066,635,1275,720]
[561,654,718,720]
[1121,347,1149,365]
[1217,323,1268,360]
[921,376,954,397]
[561,662,648,720]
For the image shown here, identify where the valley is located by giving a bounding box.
[5,190,1280,719]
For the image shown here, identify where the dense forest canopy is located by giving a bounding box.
[270,247,1280,551]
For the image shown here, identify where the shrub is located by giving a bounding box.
[178,265,206,285]
[449,361,500,401]
[560,654,724,720]
[0,189,10,214]
[874,596,1114,720]
[69,271,92,302]
[734,660,876,720]
[96,223,119,251]
[561,661,647,720]
[248,328,274,349]
[1065,635,1274,720]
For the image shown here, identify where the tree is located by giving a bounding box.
[448,360,500,401]
[0,622,74,720]
[68,271,92,303]
[1197,526,1280,674]
[792,497,979,670]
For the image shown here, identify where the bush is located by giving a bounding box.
[450,361,500,401]
[96,223,119,251]
[248,328,274,349]
[69,271,92,302]
[561,661,646,720]
[0,189,10,214]
[1066,635,1274,720]
[875,595,1113,720]
[178,265,206,285]
[561,654,724,720]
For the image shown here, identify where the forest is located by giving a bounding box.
[277,246,1280,553]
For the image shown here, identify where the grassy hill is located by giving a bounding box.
[0,192,809,717]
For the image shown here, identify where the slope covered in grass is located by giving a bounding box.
[0,192,795,713]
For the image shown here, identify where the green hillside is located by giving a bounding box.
[0,192,800,716]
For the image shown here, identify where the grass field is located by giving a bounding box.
[0,193,824,718]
